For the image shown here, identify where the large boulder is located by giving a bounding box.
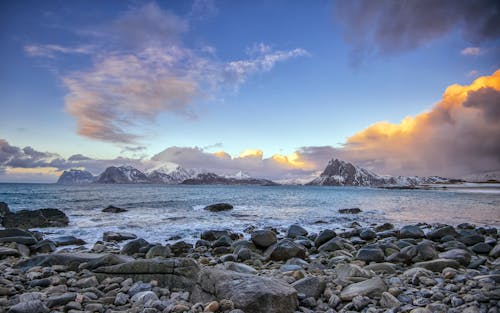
[94,258,200,290]
[340,276,387,301]
[103,231,137,242]
[0,202,10,217]
[15,253,131,271]
[52,236,86,246]
[398,225,425,239]
[314,229,337,248]
[427,225,458,241]
[264,239,307,261]
[438,249,472,266]
[356,245,385,263]
[2,208,69,229]
[286,224,308,238]
[318,237,353,252]
[121,238,149,255]
[251,230,277,249]
[7,299,49,313]
[0,228,38,245]
[413,258,461,272]
[191,268,298,313]
[291,276,325,298]
[203,203,233,212]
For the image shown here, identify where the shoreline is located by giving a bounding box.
[1,206,499,313]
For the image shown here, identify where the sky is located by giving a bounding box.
[0,0,499,182]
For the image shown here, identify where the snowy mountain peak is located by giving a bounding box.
[308,158,386,186]
[224,171,252,179]
[96,165,149,184]
[57,169,95,184]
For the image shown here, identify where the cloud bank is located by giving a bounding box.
[26,2,308,144]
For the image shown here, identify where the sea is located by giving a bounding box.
[1,183,499,245]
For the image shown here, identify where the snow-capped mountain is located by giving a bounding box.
[96,166,150,184]
[224,171,252,180]
[146,163,200,184]
[307,158,451,187]
[57,169,95,184]
[182,172,278,186]
[460,170,500,183]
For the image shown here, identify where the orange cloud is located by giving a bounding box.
[239,149,263,159]
[6,167,62,176]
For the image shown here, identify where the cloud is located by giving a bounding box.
[461,47,482,56]
[189,0,219,20]
[25,2,308,144]
[334,0,500,61]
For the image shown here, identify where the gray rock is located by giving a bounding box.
[318,237,353,252]
[201,230,230,241]
[0,228,38,245]
[0,201,10,217]
[30,240,56,253]
[131,291,158,305]
[7,300,49,313]
[191,268,298,313]
[2,208,69,229]
[413,258,460,272]
[338,208,362,214]
[114,292,129,306]
[314,229,337,248]
[0,246,20,258]
[363,262,397,274]
[103,231,137,242]
[399,225,425,239]
[102,205,128,213]
[145,245,172,259]
[52,236,86,246]
[16,253,128,271]
[287,224,308,238]
[128,282,152,296]
[224,262,257,274]
[352,295,371,310]
[73,276,98,288]
[291,277,325,298]
[264,239,306,261]
[380,291,401,308]
[471,242,492,254]
[457,230,484,246]
[360,229,377,240]
[251,230,277,249]
[356,245,385,263]
[46,293,76,308]
[335,263,373,280]
[203,203,233,212]
[438,249,471,266]
[490,243,500,258]
[340,276,387,301]
[121,238,149,255]
[94,258,200,290]
[212,235,233,248]
[427,225,458,241]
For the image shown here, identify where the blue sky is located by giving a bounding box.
[1,0,499,182]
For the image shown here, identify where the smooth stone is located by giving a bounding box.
[438,249,471,266]
[2,208,69,229]
[201,230,230,241]
[359,229,377,240]
[338,208,362,214]
[224,262,257,274]
[427,225,458,240]
[363,262,397,274]
[251,230,277,249]
[52,236,86,246]
[46,293,77,308]
[291,277,325,299]
[380,291,401,308]
[114,292,129,306]
[314,229,337,248]
[489,243,500,258]
[16,253,129,271]
[264,239,307,261]
[287,224,308,238]
[103,231,137,242]
[335,263,373,280]
[413,258,460,272]
[145,245,172,259]
[399,225,425,239]
[73,276,98,288]
[102,205,128,213]
[203,203,233,212]
[7,300,49,313]
[340,276,387,301]
[128,282,152,296]
[30,240,56,253]
[0,246,20,258]
[131,291,158,305]
[471,242,492,254]
[356,245,385,263]
[318,237,352,252]
[121,238,149,255]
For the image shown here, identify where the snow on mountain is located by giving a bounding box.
[182,172,278,186]
[224,171,252,180]
[57,169,95,184]
[460,170,500,182]
[96,165,149,184]
[146,162,201,184]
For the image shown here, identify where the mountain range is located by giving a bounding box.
[58,158,491,186]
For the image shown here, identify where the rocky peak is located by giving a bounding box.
[57,169,95,184]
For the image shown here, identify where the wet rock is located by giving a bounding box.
[380,291,401,308]
[52,236,86,246]
[213,235,233,248]
[364,262,397,274]
[356,245,385,263]
[192,268,298,313]
[7,300,49,313]
[489,243,500,258]
[438,249,471,266]
[291,276,325,298]
[170,241,193,256]
[146,245,172,259]
[30,240,56,253]
[375,223,394,232]
[264,239,307,261]
[2,208,69,229]
[335,263,373,280]
[102,205,128,213]
[457,229,485,246]
[0,246,20,258]
[360,228,377,240]
[121,238,149,255]
[46,293,77,308]
[0,201,10,217]
[318,237,353,252]
[427,225,458,241]
[314,229,337,248]
[201,230,230,241]
[203,203,233,212]
[413,258,460,272]
[399,225,425,239]
[338,208,362,214]
[251,230,277,249]
[0,228,38,245]
[471,242,492,254]
[103,231,137,242]
[287,224,308,238]
[340,276,387,301]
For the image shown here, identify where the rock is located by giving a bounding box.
[314,229,337,247]
[73,276,98,288]
[427,225,458,240]
[340,276,387,301]
[375,223,394,232]
[94,258,200,290]
[360,228,377,240]
[7,300,49,313]
[389,241,437,263]
[335,263,373,280]
[399,225,425,239]
[170,241,193,256]
[2,208,69,229]
[30,240,56,253]
[146,245,172,259]
[0,228,38,245]
[291,277,325,298]
[114,292,129,306]
[121,238,149,255]
[356,245,385,263]
[413,258,460,272]
[318,237,352,252]
[338,208,362,214]
[84,303,103,312]
[203,203,233,212]
[131,291,158,305]
[46,293,76,308]
[0,246,20,258]
[224,262,257,274]
[201,230,230,241]
[52,236,86,246]
[264,239,307,261]
[102,205,128,213]
[251,230,277,249]
[16,252,130,271]
[128,281,152,296]
[457,230,484,246]
[213,235,233,248]
[191,268,298,313]
[0,201,10,217]
[489,243,500,258]
[438,249,471,266]
[363,262,397,274]
[471,242,492,254]
[103,231,137,242]
[380,291,401,308]
[287,224,308,238]
[205,301,220,312]
[352,295,371,310]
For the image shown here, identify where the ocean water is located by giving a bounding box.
[0,183,499,245]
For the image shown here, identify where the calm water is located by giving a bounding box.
[0,183,499,244]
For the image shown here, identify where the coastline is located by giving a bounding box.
[0,202,499,313]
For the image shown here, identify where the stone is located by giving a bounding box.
[2,208,69,229]
[251,230,277,249]
[291,277,325,298]
[438,249,471,266]
[191,268,298,313]
[146,245,172,259]
[287,224,308,238]
[73,276,98,288]
[489,243,500,258]
[84,303,103,312]
[103,231,137,242]
[0,246,20,258]
[375,223,394,232]
[201,230,230,241]
[212,235,233,248]
[224,262,257,274]
[121,238,149,255]
[399,225,425,239]
[356,245,385,263]
[170,241,193,256]
[359,229,377,240]
[338,208,362,214]
[46,293,77,308]
[380,291,401,308]
[335,263,373,280]
[114,292,129,306]
[364,262,397,274]
[7,300,49,313]
[352,295,371,310]
[471,242,492,254]
[457,230,484,246]
[102,205,128,213]
[94,258,200,290]
[264,239,307,261]
[16,253,129,271]
[131,291,158,305]
[31,240,56,253]
[0,201,10,217]
[314,229,337,248]
[413,258,460,272]
[204,301,220,312]
[427,225,458,240]
[128,282,152,296]
[52,236,86,246]
[318,237,352,252]
[203,203,233,212]
[340,276,387,301]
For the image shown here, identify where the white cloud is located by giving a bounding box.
[461,47,482,56]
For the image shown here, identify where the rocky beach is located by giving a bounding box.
[0,201,499,313]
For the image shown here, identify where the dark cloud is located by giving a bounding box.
[463,87,500,122]
[68,154,92,161]
[335,0,500,61]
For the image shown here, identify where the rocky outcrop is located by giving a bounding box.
[56,169,95,184]
[96,166,150,184]
[182,172,278,186]
[307,159,387,186]
[203,203,233,212]
[1,208,69,229]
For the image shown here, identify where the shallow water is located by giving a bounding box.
[0,183,499,244]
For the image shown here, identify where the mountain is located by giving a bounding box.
[460,170,500,183]
[95,166,150,184]
[181,172,278,186]
[307,159,387,186]
[57,169,95,184]
[147,163,199,184]
[307,158,451,187]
